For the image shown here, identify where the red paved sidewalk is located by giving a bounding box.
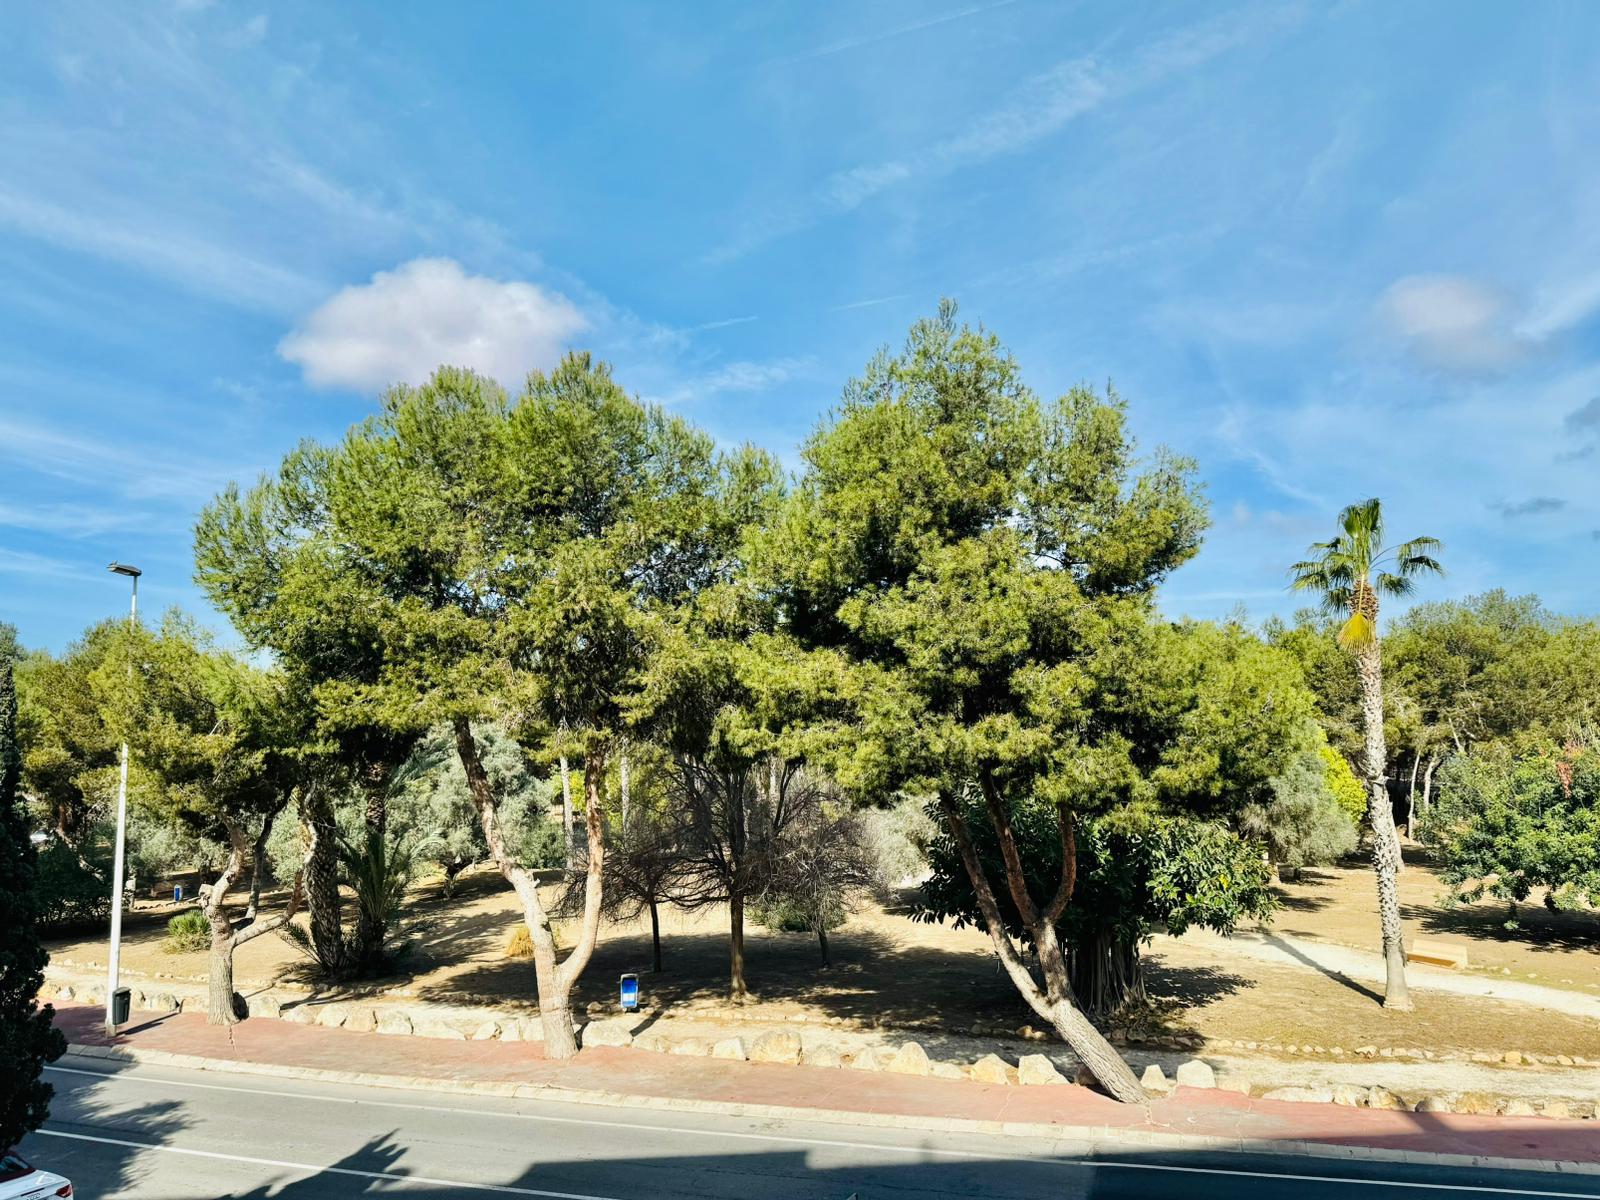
[53,1004,1600,1168]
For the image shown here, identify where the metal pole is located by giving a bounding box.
[104,572,136,1036]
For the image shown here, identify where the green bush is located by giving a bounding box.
[33,840,109,930]
[519,818,566,871]
[750,892,845,934]
[162,909,212,953]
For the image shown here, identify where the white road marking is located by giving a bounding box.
[34,1128,621,1199]
[43,1064,1600,1197]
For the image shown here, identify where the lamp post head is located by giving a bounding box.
[108,562,142,578]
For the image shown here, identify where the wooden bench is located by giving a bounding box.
[1406,940,1470,970]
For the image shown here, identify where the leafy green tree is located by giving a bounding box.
[1290,497,1442,1011]
[1424,746,1600,911]
[108,617,304,1024]
[0,622,21,668]
[388,724,555,897]
[1238,733,1359,878]
[762,304,1206,1102]
[919,801,1275,1020]
[196,360,733,1057]
[1,660,66,1148]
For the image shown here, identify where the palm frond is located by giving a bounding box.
[1374,572,1415,598]
[1336,611,1376,649]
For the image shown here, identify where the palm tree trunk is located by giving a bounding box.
[1356,640,1412,1010]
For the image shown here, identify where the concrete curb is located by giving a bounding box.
[60,1044,1600,1178]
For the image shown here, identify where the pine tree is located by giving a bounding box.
[1,660,66,1149]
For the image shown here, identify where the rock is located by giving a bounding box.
[1354,1045,1377,1058]
[970,1054,1011,1085]
[1329,1046,1344,1056]
[1074,1063,1097,1087]
[247,994,281,1018]
[152,992,179,1012]
[282,1004,317,1025]
[1218,1074,1253,1095]
[1367,1087,1406,1111]
[414,1018,467,1041]
[470,1021,501,1041]
[633,1034,670,1054]
[1017,1054,1066,1086]
[315,1004,348,1028]
[1139,1064,1171,1093]
[1415,1094,1455,1113]
[1503,1099,1538,1116]
[802,1044,843,1069]
[712,1037,747,1061]
[1331,1084,1367,1107]
[581,1019,635,1048]
[931,1062,966,1080]
[850,1046,888,1071]
[1542,1100,1572,1119]
[344,1008,379,1034]
[670,1038,712,1057]
[1262,1087,1335,1104]
[376,1011,413,1037]
[887,1042,932,1076]
[1556,1054,1574,1067]
[748,1030,802,1065]
[1453,1092,1500,1115]
[1502,1051,1523,1066]
[1174,1059,1216,1090]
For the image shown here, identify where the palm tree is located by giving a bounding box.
[1290,498,1442,1010]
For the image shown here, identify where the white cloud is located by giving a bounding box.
[279,258,589,391]
[1377,274,1529,372]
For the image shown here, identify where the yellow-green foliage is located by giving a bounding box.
[504,925,534,960]
[162,909,211,954]
[1321,744,1366,824]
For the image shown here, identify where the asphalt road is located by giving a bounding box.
[22,1060,1600,1200]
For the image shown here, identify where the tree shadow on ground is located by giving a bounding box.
[1143,961,1256,1008]
[188,1127,1600,1200]
[22,1066,191,1200]
[1260,932,1384,1005]
[1402,900,1600,955]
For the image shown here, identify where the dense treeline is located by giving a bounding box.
[5,304,1597,1105]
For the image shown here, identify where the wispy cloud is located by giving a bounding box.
[769,0,1019,66]
[643,356,813,407]
[1491,496,1567,518]
[829,294,910,313]
[712,7,1304,263]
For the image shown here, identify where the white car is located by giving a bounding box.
[0,1151,72,1199]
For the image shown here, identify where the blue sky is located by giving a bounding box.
[3,1,1599,653]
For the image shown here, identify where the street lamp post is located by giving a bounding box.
[105,561,140,1036]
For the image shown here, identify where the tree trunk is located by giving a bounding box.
[1406,752,1421,839]
[559,754,574,868]
[455,717,606,1061]
[649,899,662,973]
[935,792,1144,1103]
[816,922,830,967]
[620,748,631,836]
[1068,927,1146,1022]
[202,832,247,1027]
[299,784,346,974]
[1356,640,1412,1010]
[350,763,389,969]
[1422,753,1438,819]
[729,892,747,1001]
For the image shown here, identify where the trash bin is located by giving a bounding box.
[173,884,183,902]
[619,973,639,1012]
[111,987,131,1026]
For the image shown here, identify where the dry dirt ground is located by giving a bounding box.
[46,846,1600,1059]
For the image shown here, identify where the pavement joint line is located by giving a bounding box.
[56,1044,1600,1181]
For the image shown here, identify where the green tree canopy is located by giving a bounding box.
[761,302,1207,1102]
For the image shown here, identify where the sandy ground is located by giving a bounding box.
[45,848,1600,1061]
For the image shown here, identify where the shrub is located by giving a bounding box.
[162,909,211,954]
[519,819,566,872]
[1321,744,1367,824]
[33,840,109,930]
[505,925,534,959]
[750,893,846,934]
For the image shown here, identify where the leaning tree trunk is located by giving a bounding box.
[938,790,1145,1104]
[816,922,830,968]
[559,754,575,868]
[1356,639,1412,1010]
[455,717,607,1059]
